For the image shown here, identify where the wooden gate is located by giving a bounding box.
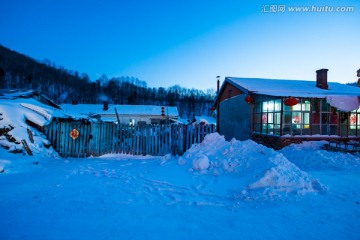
[45,122,215,158]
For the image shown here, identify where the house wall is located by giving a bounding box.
[219,95,251,141]
[218,82,244,102]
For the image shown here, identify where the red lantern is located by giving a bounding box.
[284,97,298,107]
[245,95,254,104]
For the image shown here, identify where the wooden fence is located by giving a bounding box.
[44,122,216,158]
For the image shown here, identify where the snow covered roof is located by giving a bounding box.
[0,98,67,129]
[225,77,360,98]
[61,104,179,117]
[0,89,37,100]
[0,89,61,109]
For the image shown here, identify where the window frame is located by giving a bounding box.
[252,97,360,137]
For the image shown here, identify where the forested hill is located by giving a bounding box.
[0,45,216,118]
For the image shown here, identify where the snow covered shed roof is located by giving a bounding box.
[0,98,68,129]
[0,89,36,99]
[61,104,179,117]
[224,77,360,98]
[0,89,61,109]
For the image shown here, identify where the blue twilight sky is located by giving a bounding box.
[0,0,359,90]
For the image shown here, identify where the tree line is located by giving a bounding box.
[0,45,216,118]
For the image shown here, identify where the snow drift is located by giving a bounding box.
[279,141,360,171]
[0,99,59,157]
[180,133,325,200]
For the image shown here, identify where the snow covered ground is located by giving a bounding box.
[1,133,359,240]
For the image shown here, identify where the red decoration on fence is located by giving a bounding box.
[284,97,298,107]
[70,128,79,140]
[245,95,254,104]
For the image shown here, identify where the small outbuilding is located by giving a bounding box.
[214,69,360,149]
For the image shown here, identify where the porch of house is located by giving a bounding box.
[252,133,360,152]
[251,97,360,151]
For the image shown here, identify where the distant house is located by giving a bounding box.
[61,103,179,125]
[214,69,360,149]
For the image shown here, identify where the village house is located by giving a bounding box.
[214,69,360,149]
[60,103,179,125]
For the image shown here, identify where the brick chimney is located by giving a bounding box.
[103,102,108,111]
[316,69,329,90]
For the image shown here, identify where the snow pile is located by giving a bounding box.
[279,141,360,171]
[192,154,210,170]
[180,133,325,200]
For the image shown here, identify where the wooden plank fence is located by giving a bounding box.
[44,122,216,158]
